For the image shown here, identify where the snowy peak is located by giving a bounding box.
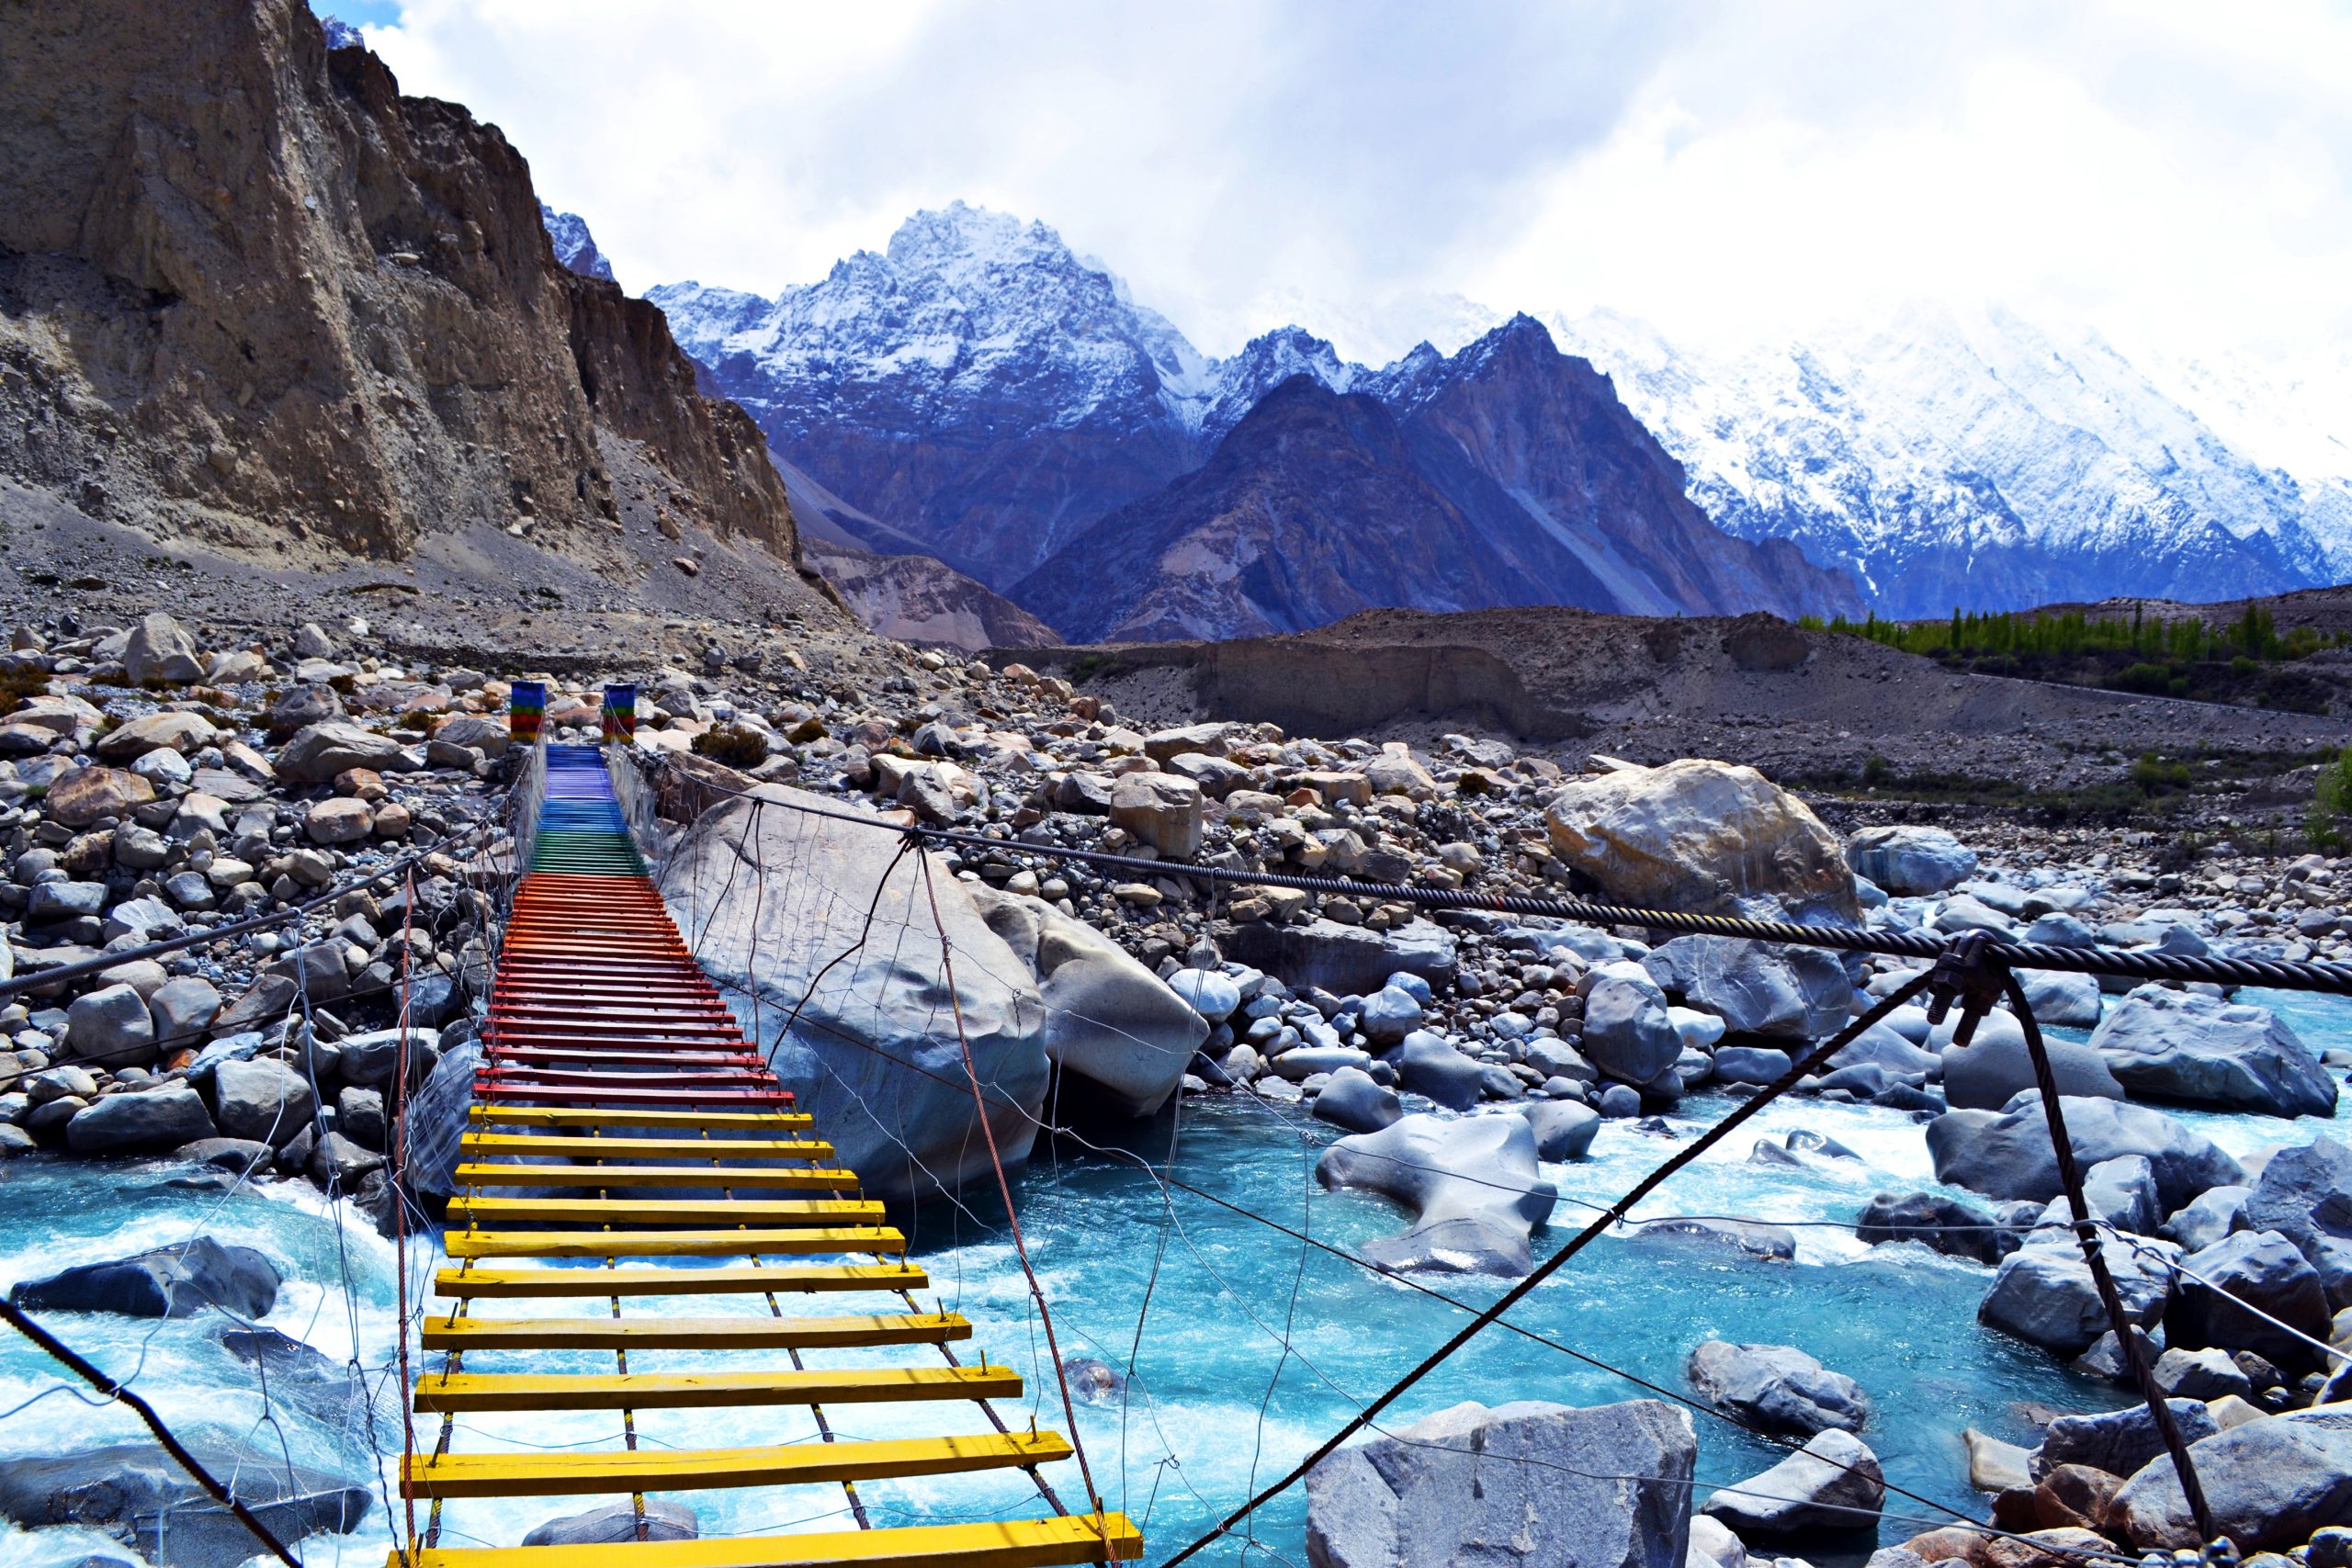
[539,202,616,285]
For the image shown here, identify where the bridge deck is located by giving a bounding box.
[399,743,1137,1566]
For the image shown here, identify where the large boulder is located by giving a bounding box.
[1317,1112,1558,1276]
[1306,1398,1695,1568]
[525,1499,697,1547]
[1845,826,1976,896]
[44,765,155,829]
[121,612,204,684]
[2088,984,2337,1119]
[1686,1341,1870,1436]
[0,1441,368,1567]
[2111,1404,2352,1551]
[11,1235,278,1317]
[1854,1191,2010,1265]
[969,884,1205,1117]
[1642,936,1849,1040]
[665,785,1048,1201]
[1522,1100,1601,1161]
[1978,1235,2175,1354]
[94,709,217,761]
[1925,1097,2245,1210]
[1582,972,1681,1087]
[149,976,223,1051]
[1314,1066,1402,1134]
[63,983,156,1067]
[1940,1032,2122,1111]
[66,1087,216,1153]
[2015,968,2103,1028]
[1396,1031,1484,1111]
[1221,917,1458,996]
[209,1056,317,1145]
[2035,1399,2220,1482]
[1544,760,1858,925]
[1108,771,1204,859]
[2247,1137,2352,1308]
[1701,1427,1884,1538]
[2166,1228,2334,1371]
[275,720,406,784]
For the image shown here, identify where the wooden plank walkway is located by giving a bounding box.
[400,743,1138,1566]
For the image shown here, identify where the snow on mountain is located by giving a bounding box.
[1550,305,2350,617]
[539,202,616,285]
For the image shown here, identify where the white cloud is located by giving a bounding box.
[355,0,2351,377]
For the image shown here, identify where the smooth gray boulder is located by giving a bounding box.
[1583,973,1681,1086]
[66,1088,216,1153]
[1313,1066,1401,1134]
[2163,1184,2251,1253]
[1854,1191,2010,1265]
[2167,1228,2333,1371]
[147,976,223,1052]
[1222,916,1458,996]
[1641,936,1849,1039]
[11,1236,278,1318]
[1627,1216,1796,1262]
[1357,986,1425,1044]
[1979,1235,2174,1353]
[667,785,1048,1200]
[1545,760,1860,925]
[2064,1154,2163,1238]
[275,720,407,784]
[2016,968,2103,1027]
[2112,1404,2352,1551]
[524,1499,697,1546]
[1926,1096,2245,1209]
[1522,1100,1600,1161]
[1396,1031,1483,1111]
[970,884,1205,1117]
[1939,1032,2122,1111]
[1825,1021,1940,1078]
[1687,1341,1870,1436]
[1306,1398,1695,1568]
[121,612,203,684]
[2247,1136,2352,1308]
[1317,1112,1558,1275]
[1713,1046,1793,1086]
[2034,1399,2219,1482]
[1701,1427,1884,1537]
[209,1056,317,1145]
[2089,984,2337,1119]
[62,983,156,1068]
[0,1441,368,1567]
[336,1026,440,1089]
[1846,826,1975,896]
[1168,968,1242,1024]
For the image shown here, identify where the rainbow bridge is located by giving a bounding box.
[395,743,1141,1567]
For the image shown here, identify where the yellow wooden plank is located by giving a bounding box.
[389,1511,1143,1566]
[434,1263,927,1298]
[415,1362,1020,1412]
[446,1196,883,1227]
[444,1227,904,1259]
[421,1312,968,1352]
[469,1107,813,1131]
[460,1134,833,1160]
[454,1163,860,1190]
[405,1429,1071,1497]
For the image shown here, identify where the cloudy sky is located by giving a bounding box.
[343,0,2350,377]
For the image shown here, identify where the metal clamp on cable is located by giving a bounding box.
[1921,930,2006,1049]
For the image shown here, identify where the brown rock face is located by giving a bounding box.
[45,767,156,829]
[0,0,795,566]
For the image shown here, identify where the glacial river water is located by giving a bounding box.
[0,989,2343,1567]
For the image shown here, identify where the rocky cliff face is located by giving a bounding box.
[1014,321,1860,642]
[0,0,797,572]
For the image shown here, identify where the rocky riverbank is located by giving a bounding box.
[9,597,2352,1562]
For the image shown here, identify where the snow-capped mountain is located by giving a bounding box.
[1550,306,2352,617]
[647,203,1851,634]
[540,203,616,285]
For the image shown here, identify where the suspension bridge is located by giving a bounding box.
[398,742,1140,1566]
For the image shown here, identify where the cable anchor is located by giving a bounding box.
[1921,929,2006,1049]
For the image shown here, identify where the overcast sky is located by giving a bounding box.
[346,1,2350,375]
